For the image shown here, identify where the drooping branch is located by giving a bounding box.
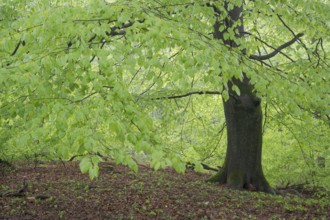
[249,33,304,61]
[153,91,222,100]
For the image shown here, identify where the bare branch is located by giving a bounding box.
[153,91,222,100]
[276,15,295,36]
[249,33,304,61]
[11,40,25,56]
[139,69,163,96]
[243,31,295,62]
[277,15,311,61]
[129,67,142,86]
[73,18,116,23]
[74,92,98,103]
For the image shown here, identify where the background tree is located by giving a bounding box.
[1,0,329,191]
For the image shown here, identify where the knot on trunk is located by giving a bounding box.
[234,94,261,112]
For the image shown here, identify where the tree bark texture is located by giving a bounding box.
[208,2,274,193]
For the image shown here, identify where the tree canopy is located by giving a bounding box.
[1,0,329,189]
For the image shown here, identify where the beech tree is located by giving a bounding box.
[1,0,329,192]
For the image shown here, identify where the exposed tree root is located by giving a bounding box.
[207,170,275,194]
[2,180,28,197]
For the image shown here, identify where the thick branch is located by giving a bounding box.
[276,15,311,61]
[106,19,145,36]
[243,31,295,62]
[249,33,304,61]
[153,91,222,100]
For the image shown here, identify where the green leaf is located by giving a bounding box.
[232,85,240,96]
[79,157,91,174]
[222,90,229,101]
[89,165,99,180]
[154,161,161,171]
[193,162,204,173]
[127,158,138,173]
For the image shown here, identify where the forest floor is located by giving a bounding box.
[0,161,329,220]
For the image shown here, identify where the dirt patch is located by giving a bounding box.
[1,161,329,219]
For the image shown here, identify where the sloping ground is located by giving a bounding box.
[0,161,329,219]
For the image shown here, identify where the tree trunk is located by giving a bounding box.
[209,79,274,193]
[208,2,274,193]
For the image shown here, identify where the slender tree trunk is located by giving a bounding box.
[208,2,274,193]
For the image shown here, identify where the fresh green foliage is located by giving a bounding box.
[1,0,329,190]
